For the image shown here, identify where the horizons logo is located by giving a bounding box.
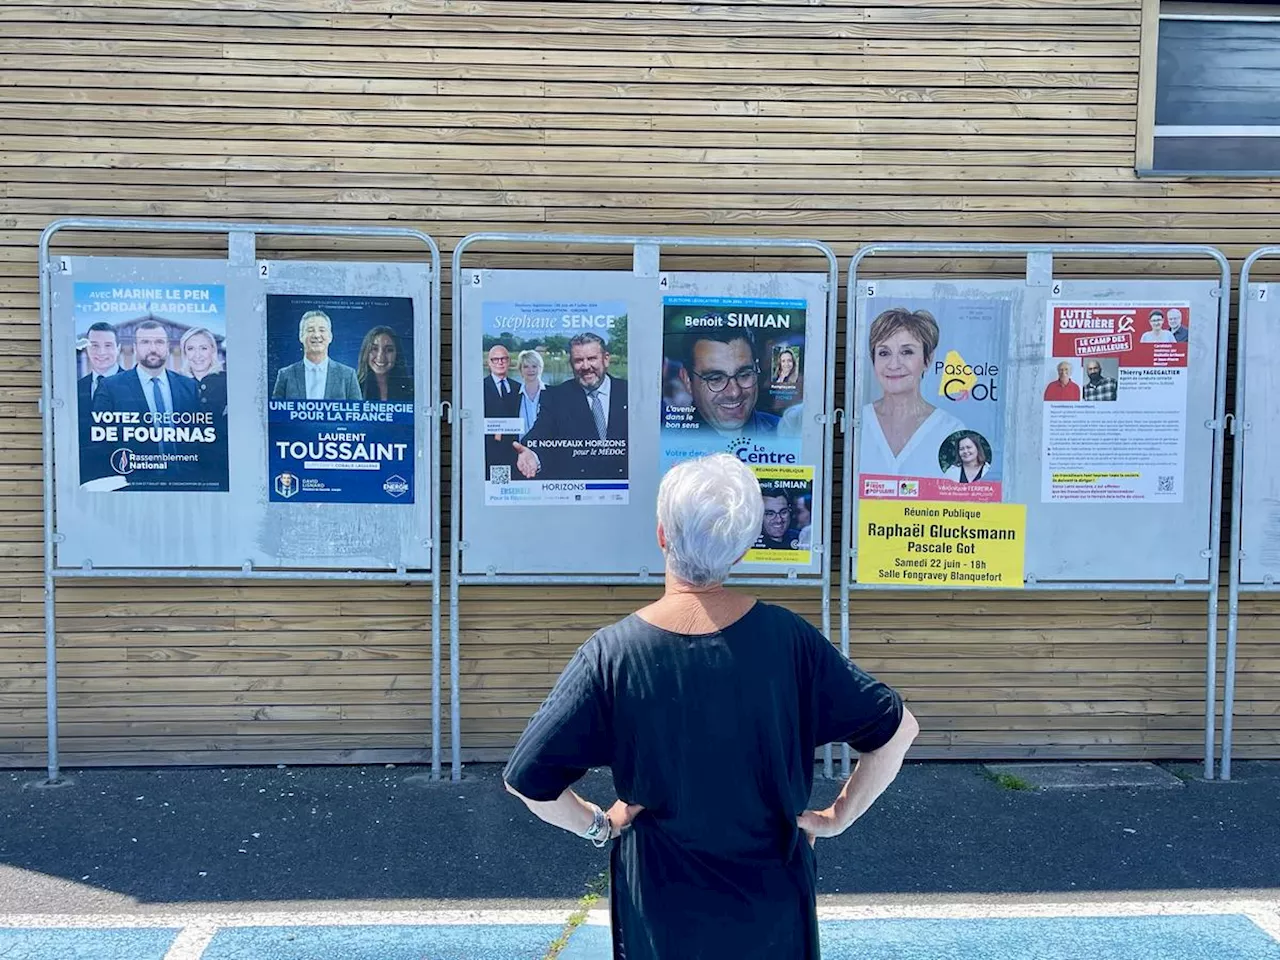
[383,475,410,498]
[274,472,299,498]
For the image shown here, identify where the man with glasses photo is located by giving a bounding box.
[677,327,780,436]
[757,484,802,551]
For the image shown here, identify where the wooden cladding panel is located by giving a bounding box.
[0,0,1276,766]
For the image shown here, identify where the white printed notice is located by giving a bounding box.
[1041,302,1190,503]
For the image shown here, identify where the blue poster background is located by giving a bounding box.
[266,294,415,504]
[73,282,229,493]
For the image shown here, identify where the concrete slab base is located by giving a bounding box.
[982,762,1185,791]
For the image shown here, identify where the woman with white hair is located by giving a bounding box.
[504,454,918,959]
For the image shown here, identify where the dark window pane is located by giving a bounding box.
[1153,135,1280,172]
[1156,19,1280,125]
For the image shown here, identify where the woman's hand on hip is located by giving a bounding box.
[797,806,843,846]
[608,799,645,838]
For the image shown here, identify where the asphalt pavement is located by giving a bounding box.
[1,759,1277,919]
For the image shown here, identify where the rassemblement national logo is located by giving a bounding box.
[109,448,135,475]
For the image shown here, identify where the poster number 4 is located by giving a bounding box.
[658,274,669,289]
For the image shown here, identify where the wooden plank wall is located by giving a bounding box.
[0,0,1276,767]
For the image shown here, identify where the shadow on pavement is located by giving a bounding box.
[1,761,1277,910]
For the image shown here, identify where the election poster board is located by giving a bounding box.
[1239,281,1280,585]
[849,278,1220,587]
[458,269,830,577]
[266,294,416,504]
[479,299,630,506]
[50,256,434,571]
[73,281,229,493]
[1042,302,1191,504]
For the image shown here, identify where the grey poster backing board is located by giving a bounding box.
[1238,280,1280,586]
[457,269,829,578]
[848,277,1220,585]
[50,257,434,571]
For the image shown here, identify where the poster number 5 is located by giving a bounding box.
[864,283,875,298]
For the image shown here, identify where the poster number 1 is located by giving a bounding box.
[57,257,71,274]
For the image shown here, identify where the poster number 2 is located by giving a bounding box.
[257,261,270,279]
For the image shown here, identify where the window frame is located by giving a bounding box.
[1136,0,1280,177]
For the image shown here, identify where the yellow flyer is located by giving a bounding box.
[856,500,1025,587]
[743,464,814,565]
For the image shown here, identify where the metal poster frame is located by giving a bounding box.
[38,218,444,783]
[842,243,1232,780]
[1223,245,1280,781]
[451,233,841,783]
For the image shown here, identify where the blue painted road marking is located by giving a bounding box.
[199,923,563,960]
[1,906,1278,959]
[562,914,1280,960]
[0,926,178,960]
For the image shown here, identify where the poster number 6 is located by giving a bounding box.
[1051,281,1062,297]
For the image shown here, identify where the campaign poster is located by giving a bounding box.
[1041,302,1190,503]
[266,294,415,504]
[661,297,806,473]
[856,500,1026,588]
[856,298,1009,505]
[74,282,229,493]
[743,464,814,565]
[480,299,629,506]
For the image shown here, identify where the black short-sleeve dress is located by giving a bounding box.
[504,601,905,960]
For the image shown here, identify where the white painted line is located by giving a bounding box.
[1245,906,1280,943]
[812,900,1278,922]
[579,899,1280,928]
[0,909,574,929]
[163,924,217,960]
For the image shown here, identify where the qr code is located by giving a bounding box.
[490,465,511,484]
[1157,475,1174,493]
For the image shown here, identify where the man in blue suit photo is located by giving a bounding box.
[272,309,362,401]
[92,319,199,460]
[513,332,628,481]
